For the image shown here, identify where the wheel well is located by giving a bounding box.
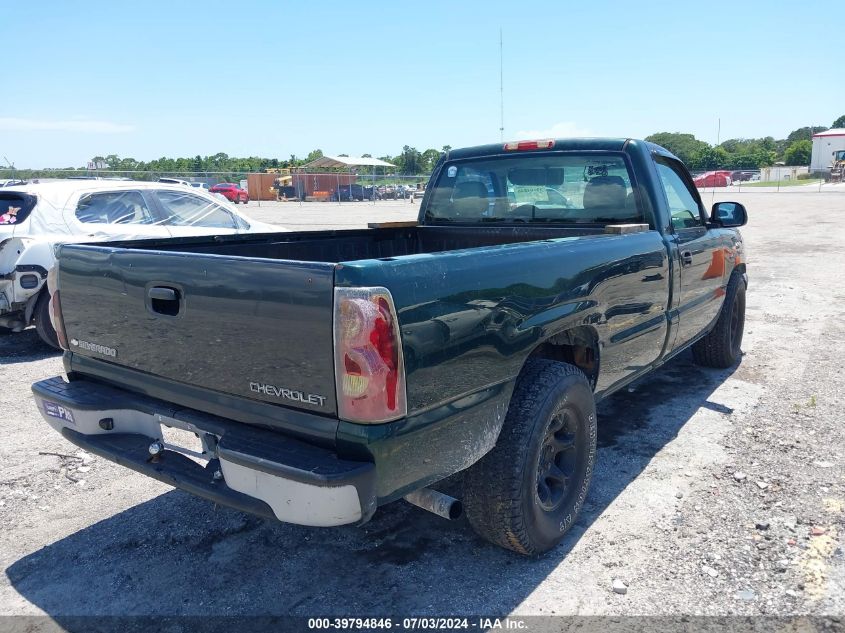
[24,286,48,325]
[527,327,600,390]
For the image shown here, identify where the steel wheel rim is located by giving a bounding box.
[535,406,579,512]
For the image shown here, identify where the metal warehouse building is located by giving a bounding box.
[811,128,845,174]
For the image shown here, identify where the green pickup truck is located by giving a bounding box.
[33,138,748,555]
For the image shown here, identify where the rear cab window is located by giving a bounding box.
[0,193,37,226]
[424,152,645,225]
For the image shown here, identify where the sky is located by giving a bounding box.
[2,0,843,168]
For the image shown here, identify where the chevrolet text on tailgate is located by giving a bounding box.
[33,139,748,554]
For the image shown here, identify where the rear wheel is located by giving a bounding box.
[463,359,597,555]
[692,272,746,368]
[34,291,60,349]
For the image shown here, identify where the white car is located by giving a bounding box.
[0,180,280,347]
[157,177,192,187]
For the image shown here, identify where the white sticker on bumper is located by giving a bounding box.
[43,401,75,425]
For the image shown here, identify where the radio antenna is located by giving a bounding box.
[3,156,16,181]
[499,28,504,142]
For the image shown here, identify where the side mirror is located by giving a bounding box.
[711,201,747,227]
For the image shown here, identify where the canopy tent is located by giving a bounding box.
[294,156,397,203]
[300,155,395,170]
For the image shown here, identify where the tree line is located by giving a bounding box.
[4,145,455,180]
[646,114,845,171]
[6,115,843,179]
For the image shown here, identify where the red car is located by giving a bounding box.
[693,171,732,188]
[209,182,249,204]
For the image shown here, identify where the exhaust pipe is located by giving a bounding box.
[403,488,463,520]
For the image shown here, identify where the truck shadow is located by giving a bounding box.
[6,351,738,619]
[0,328,61,364]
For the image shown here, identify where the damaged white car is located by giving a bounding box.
[0,180,279,347]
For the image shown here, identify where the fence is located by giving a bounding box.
[4,167,842,203]
[0,169,432,204]
[690,167,845,193]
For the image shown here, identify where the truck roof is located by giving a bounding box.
[445,137,678,162]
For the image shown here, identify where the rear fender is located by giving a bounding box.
[0,237,29,273]
[0,238,52,308]
[14,239,56,271]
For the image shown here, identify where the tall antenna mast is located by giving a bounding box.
[3,156,15,181]
[499,28,504,141]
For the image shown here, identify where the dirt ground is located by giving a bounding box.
[1,190,843,621]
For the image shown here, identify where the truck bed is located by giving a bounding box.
[56,223,631,429]
[105,225,613,263]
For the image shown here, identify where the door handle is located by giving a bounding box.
[681,250,693,266]
[148,286,181,316]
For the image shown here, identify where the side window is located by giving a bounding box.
[655,158,704,230]
[76,191,157,224]
[156,191,238,229]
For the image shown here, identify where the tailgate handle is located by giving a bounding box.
[149,287,177,301]
[148,286,181,316]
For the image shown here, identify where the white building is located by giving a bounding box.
[759,165,809,182]
[811,128,845,173]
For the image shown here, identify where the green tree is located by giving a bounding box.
[117,157,139,171]
[103,154,121,169]
[832,114,845,129]
[689,146,729,170]
[787,126,827,142]
[783,140,812,166]
[645,133,709,165]
[305,149,323,163]
[420,148,442,173]
[396,145,423,174]
[718,138,783,168]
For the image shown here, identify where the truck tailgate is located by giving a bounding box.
[57,245,337,416]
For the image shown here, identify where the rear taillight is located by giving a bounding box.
[46,266,68,351]
[334,287,406,423]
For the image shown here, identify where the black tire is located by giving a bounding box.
[463,359,597,555]
[34,291,60,349]
[232,197,238,204]
[692,272,746,368]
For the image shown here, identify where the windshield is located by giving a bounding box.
[424,152,643,225]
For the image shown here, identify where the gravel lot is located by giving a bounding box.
[1,190,843,620]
